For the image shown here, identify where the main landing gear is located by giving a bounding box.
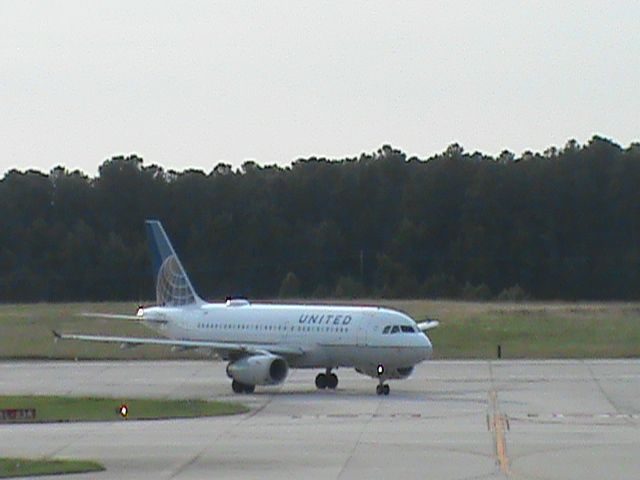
[231,379,255,394]
[315,369,338,390]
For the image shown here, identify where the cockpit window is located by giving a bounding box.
[401,325,415,333]
[382,326,391,334]
[390,325,400,334]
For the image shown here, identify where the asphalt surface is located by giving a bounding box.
[0,359,638,479]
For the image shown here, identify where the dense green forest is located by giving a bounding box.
[1,136,640,302]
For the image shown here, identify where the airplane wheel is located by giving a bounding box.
[244,384,255,394]
[383,384,390,395]
[376,384,383,395]
[327,373,338,389]
[315,373,328,389]
[232,380,244,394]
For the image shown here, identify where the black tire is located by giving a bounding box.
[383,384,390,395]
[244,384,255,394]
[232,380,244,394]
[327,373,338,389]
[315,373,328,389]
[376,384,383,395]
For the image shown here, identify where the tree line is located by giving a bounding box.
[1,136,640,302]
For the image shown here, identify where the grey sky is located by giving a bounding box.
[2,1,639,175]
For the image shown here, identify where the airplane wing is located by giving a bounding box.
[416,320,439,331]
[51,330,304,358]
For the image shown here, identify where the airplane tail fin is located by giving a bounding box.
[145,220,203,306]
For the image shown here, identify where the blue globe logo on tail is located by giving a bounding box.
[146,220,202,307]
[156,255,196,306]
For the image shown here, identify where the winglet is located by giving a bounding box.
[416,320,440,331]
[52,330,62,341]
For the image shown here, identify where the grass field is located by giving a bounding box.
[381,300,640,359]
[0,457,104,478]
[0,395,248,422]
[1,300,640,359]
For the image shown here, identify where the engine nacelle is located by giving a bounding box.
[226,354,289,386]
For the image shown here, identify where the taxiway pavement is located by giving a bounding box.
[1,359,638,479]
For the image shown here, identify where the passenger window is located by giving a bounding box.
[390,326,400,334]
[382,326,391,334]
[401,325,414,333]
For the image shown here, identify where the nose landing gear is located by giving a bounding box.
[376,383,390,395]
[315,368,338,390]
[376,363,389,395]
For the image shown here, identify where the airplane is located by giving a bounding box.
[54,220,438,395]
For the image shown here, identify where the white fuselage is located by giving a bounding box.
[143,301,433,377]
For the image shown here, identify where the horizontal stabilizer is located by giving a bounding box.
[80,312,141,320]
[79,312,168,324]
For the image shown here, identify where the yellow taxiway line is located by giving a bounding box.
[489,390,511,475]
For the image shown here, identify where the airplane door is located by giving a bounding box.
[356,313,372,346]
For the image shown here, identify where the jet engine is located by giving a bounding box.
[226,354,289,386]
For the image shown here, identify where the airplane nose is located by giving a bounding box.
[422,333,433,360]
